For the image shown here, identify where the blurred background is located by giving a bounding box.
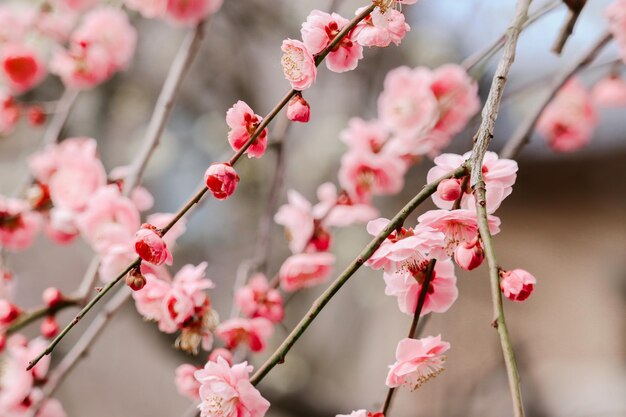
[0,0,625,416]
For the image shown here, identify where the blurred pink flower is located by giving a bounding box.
[165,0,223,26]
[226,100,268,159]
[279,252,335,292]
[194,357,270,417]
[591,75,626,107]
[606,0,626,63]
[355,7,409,48]
[313,182,378,228]
[216,317,274,353]
[0,197,41,252]
[386,335,449,389]
[235,274,284,323]
[338,151,407,202]
[274,190,315,254]
[0,43,47,93]
[175,364,201,400]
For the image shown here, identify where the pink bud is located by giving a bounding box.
[40,316,60,338]
[204,163,240,200]
[134,224,169,266]
[42,287,63,308]
[208,348,233,365]
[500,269,536,302]
[286,94,311,123]
[0,299,20,325]
[436,178,462,202]
[454,238,484,271]
[125,267,146,291]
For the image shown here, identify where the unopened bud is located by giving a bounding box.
[436,178,462,202]
[454,238,485,271]
[286,94,311,123]
[125,267,146,291]
[40,315,60,338]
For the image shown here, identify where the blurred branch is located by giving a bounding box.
[551,0,587,55]
[380,259,437,416]
[500,32,613,159]
[250,165,469,385]
[467,1,532,416]
[462,0,562,72]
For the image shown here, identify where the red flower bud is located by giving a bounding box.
[42,287,63,308]
[134,224,170,265]
[500,269,536,302]
[436,178,462,202]
[0,299,20,325]
[454,238,484,271]
[204,163,240,200]
[40,315,60,338]
[286,94,311,123]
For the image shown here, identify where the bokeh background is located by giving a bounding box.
[0,0,625,416]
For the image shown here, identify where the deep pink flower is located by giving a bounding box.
[235,274,284,323]
[0,43,47,93]
[417,209,500,255]
[216,317,274,353]
[281,39,317,91]
[301,10,363,73]
[204,163,240,200]
[0,197,41,252]
[354,7,409,47]
[226,101,268,159]
[194,357,270,417]
[286,94,311,122]
[592,75,626,107]
[383,259,458,316]
[500,269,536,302]
[338,151,407,202]
[537,78,598,152]
[312,182,378,228]
[427,151,517,213]
[134,224,171,266]
[386,335,450,389]
[175,364,201,400]
[279,252,335,292]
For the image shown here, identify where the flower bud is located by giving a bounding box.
[286,94,311,123]
[500,268,536,302]
[27,105,46,126]
[436,178,462,202]
[208,348,233,365]
[454,238,484,271]
[204,163,240,200]
[134,224,169,265]
[42,287,63,308]
[40,315,59,338]
[125,267,146,291]
[0,299,20,325]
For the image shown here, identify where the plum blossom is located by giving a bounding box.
[0,43,47,93]
[279,252,335,292]
[281,40,317,91]
[301,11,363,73]
[312,182,378,228]
[427,151,517,213]
[338,151,407,202]
[386,335,450,389]
[204,163,240,200]
[0,197,41,252]
[500,269,536,302]
[536,78,598,152]
[235,274,284,323]
[340,117,390,154]
[134,224,171,266]
[354,6,409,48]
[417,209,500,255]
[286,94,311,122]
[454,237,484,271]
[226,100,268,159]
[365,217,445,273]
[216,317,274,353]
[194,357,270,417]
[383,259,458,316]
[175,364,201,400]
[274,190,316,254]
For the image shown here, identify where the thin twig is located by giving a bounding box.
[381,259,437,416]
[26,3,377,371]
[500,32,613,159]
[250,166,468,385]
[551,0,587,55]
[5,298,81,336]
[467,1,532,416]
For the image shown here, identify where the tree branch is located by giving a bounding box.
[551,0,587,55]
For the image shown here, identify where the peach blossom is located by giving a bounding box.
[226,100,268,159]
[386,335,449,389]
[281,40,317,91]
[279,252,335,292]
[208,348,233,365]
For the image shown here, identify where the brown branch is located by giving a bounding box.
[5,297,81,336]
[551,0,587,55]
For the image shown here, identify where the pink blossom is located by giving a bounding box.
[34,6,78,43]
[0,5,35,44]
[417,209,500,255]
[204,163,240,200]
[194,357,270,417]
[125,267,147,291]
[42,287,64,308]
[279,252,335,292]
[281,40,317,91]
[0,197,41,252]
[165,0,223,26]
[537,78,598,152]
[338,151,407,202]
[427,151,517,213]
[134,224,171,266]
[591,75,626,107]
[436,178,462,202]
[286,94,311,122]
[132,272,171,322]
[301,11,363,73]
[454,237,484,271]
[216,317,273,353]
[99,243,137,282]
[274,190,315,254]
[365,217,445,273]
[340,117,390,153]
[383,259,458,316]
[500,269,536,302]
[175,364,201,400]
[76,185,141,254]
[226,101,268,159]
[354,7,409,48]
[40,316,60,338]
[0,299,20,325]
[235,274,284,323]
[208,348,233,365]
[378,66,439,137]
[50,42,111,89]
[0,43,47,93]
[386,335,450,389]
[0,90,20,136]
[313,182,378,228]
